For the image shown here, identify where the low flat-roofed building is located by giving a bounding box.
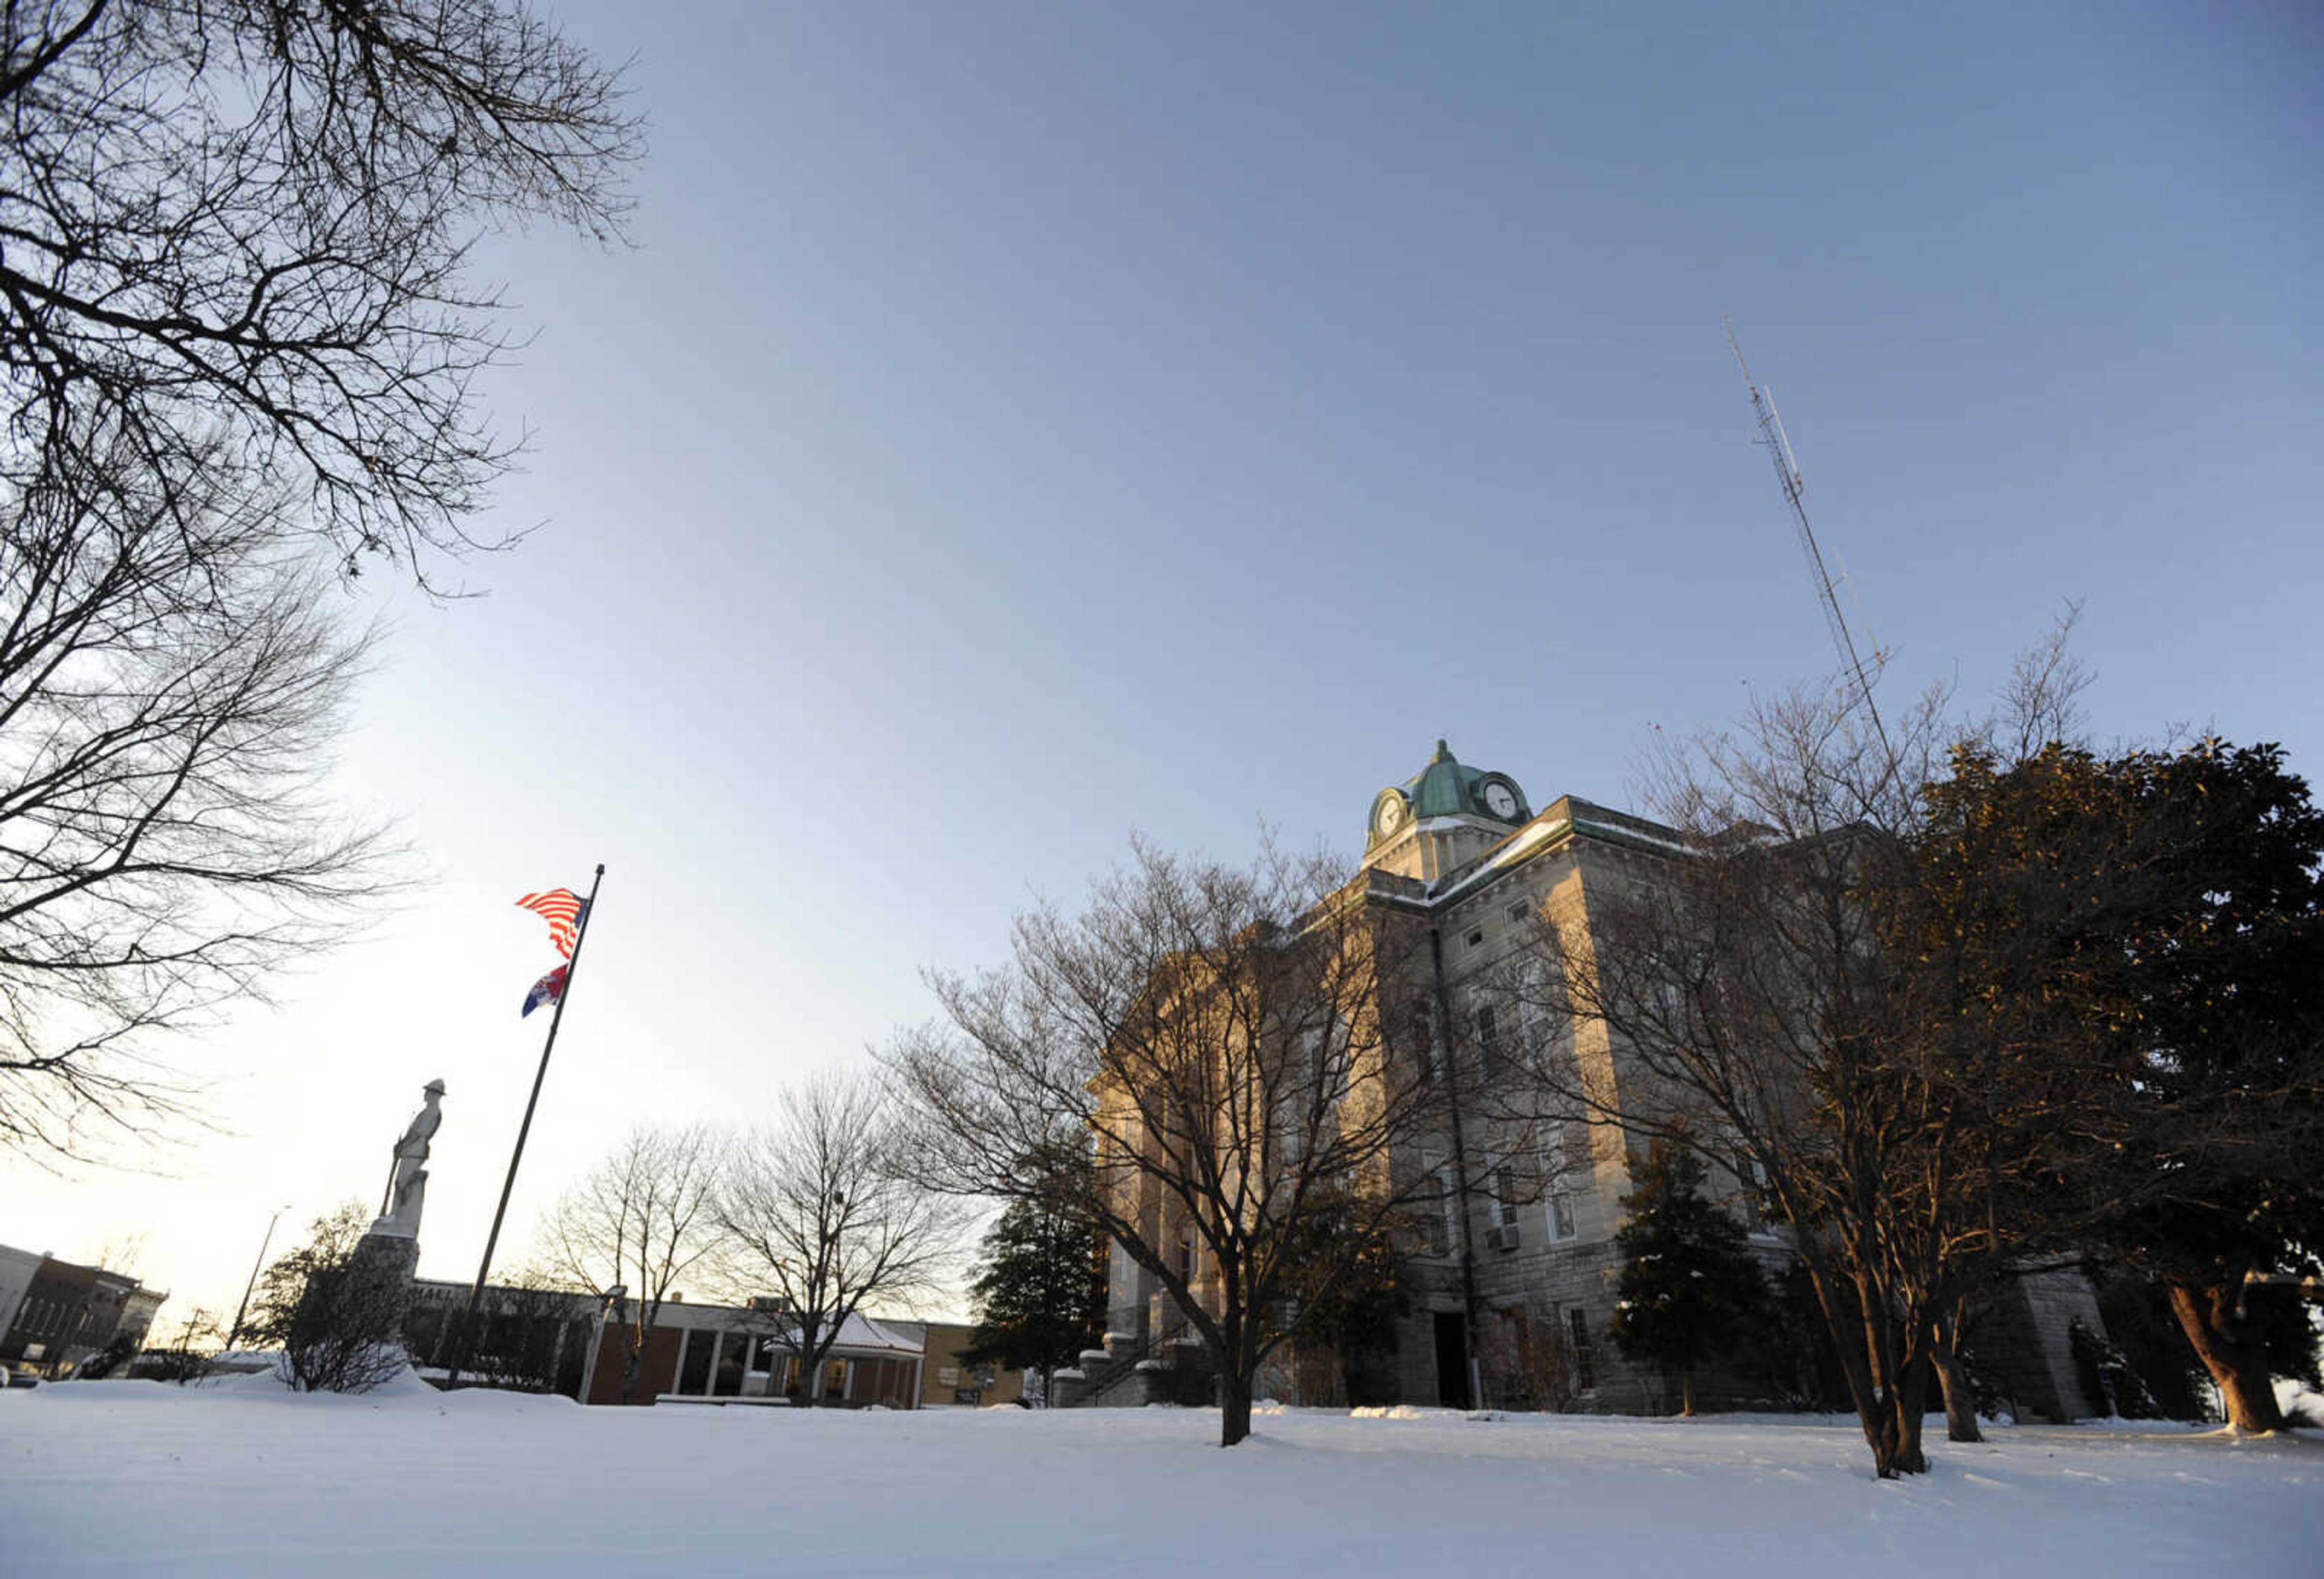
[404,1278,938,1407]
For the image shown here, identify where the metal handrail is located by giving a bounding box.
[1083,1307,1194,1402]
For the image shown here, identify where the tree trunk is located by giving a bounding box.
[1797,1260,1919,1479]
[1859,1348,1934,1478]
[2167,1281,2284,1433]
[1865,1392,1931,1477]
[1680,1371,1695,1418]
[1930,1307,1983,1443]
[1931,1347,1981,1443]
[1219,1371,1253,1447]
[1892,1350,1932,1473]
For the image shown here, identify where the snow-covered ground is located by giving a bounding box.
[5,1377,2319,1576]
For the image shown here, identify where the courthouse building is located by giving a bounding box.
[1078,741,2105,1420]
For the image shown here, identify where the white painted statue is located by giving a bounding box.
[375,1078,445,1238]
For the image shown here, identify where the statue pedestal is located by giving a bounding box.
[353,1229,420,1279]
[350,1228,420,1326]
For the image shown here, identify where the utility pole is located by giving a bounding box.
[227,1204,291,1351]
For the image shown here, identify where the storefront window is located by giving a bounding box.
[677,1327,715,1394]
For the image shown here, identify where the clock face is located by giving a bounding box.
[1484,781,1518,818]
[1375,795,1406,835]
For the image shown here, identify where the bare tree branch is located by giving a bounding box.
[714,1070,966,1405]
[537,1123,721,1407]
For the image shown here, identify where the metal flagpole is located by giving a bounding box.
[446,862,605,1390]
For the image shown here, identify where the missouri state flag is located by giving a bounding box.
[522,963,570,1019]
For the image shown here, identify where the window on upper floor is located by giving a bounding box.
[1417,1154,1454,1256]
[1491,1166,1521,1230]
[1416,999,1443,1082]
[1732,1149,1767,1229]
[1543,1128,1580,1244]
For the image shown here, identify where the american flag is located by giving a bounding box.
[516,888,588,958]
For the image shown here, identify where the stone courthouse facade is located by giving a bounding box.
[1077,742,2106,1419]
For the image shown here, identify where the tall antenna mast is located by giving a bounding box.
[1724,315,1897,770]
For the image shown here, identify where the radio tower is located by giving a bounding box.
[1724,315,1897,771]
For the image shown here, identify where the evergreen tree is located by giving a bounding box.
[248,1203,413,1394]
[960,1180,1106,1403]
[1267,1185,1402,1406]
[1921,740,2324,1431]
[1608,1137,1765,1415]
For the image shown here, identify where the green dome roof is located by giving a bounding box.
[1380,740,1529,829]
[1407,740,1486,819]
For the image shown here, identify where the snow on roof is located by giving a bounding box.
[1428,816,1571,902]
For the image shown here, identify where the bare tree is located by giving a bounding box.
[0,0,640,1153]
[410,1266,589,1396]
[0,464,389,1157]
[887,839,1459,1448]
[0,0,642,582]
[715,1072,963,1405]
[538,1124,721,1406]
[142,1305,223,1384]
[1503,674,2125,1477]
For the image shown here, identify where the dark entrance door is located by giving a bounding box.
[1433,1311,1470,1408]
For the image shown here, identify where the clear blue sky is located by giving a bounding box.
[8,1,2319,1320]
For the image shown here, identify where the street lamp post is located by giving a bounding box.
[578,1284,626,1405]
[226,1204,292,1352]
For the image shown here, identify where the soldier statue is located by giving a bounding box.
[376,1078,446,1238]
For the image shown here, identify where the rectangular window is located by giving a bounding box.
[1733,1152,1764,1227]
[676,1327,716,1395]
[1506,899,1532,925]
[1544,1128,1578,1243]
[1511,949,1568,1060]
[1517,990,1550,1055]
[711,1331,746,1396]
[1177,1235,1196,1285]
[1492,1167,1520,1230]
[1474,1004,1502,1061]
[1568,1308,1597,1391]
[824,1358,849,1400]
[1419,1156,1452,1256]
[1464,925,1486,951]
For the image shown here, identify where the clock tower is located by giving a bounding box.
[1363,740,1531,882]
